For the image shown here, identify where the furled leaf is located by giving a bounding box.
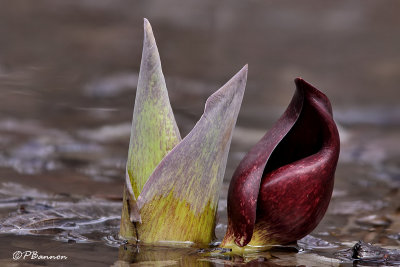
[120,19,181,240]
[127,18,182,198]
[135,65,248,245]
[222,78,340,251]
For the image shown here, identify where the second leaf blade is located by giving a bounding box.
[136,65,248,245]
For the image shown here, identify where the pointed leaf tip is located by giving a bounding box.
[143,18,153,39]
[204,65,247,115]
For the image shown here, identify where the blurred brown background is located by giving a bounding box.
[1,0,399,131]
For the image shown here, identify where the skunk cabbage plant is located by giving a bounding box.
[221,78,340,252]
[120,19,340,251]
[119,19,248,246]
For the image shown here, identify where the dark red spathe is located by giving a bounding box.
[226,78,340,247]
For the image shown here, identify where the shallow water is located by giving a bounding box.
[0,1,399,266]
